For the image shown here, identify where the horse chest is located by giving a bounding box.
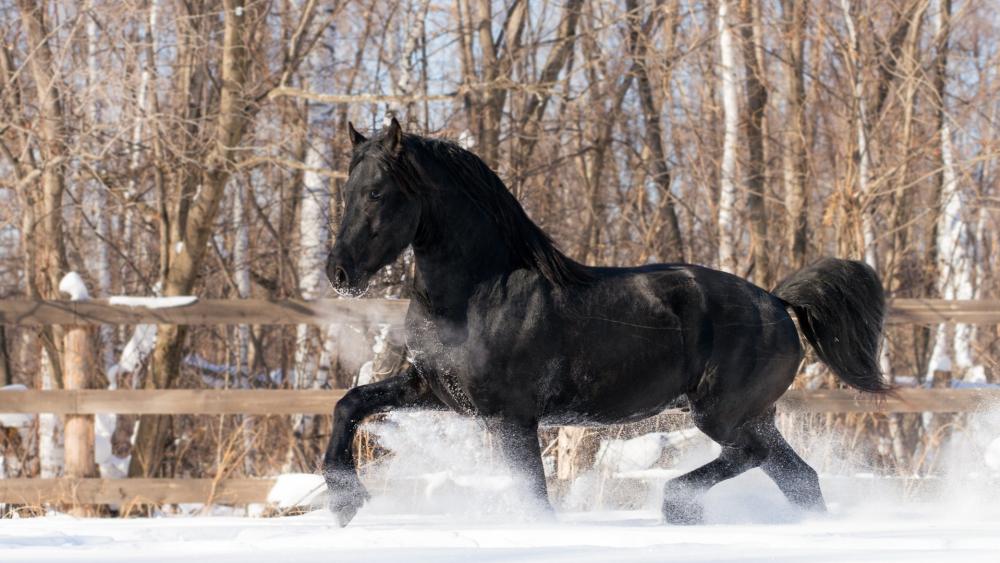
[406,321,485,415]
[404,288,545,416]
[412,354,484,416]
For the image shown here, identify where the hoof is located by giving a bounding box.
[662,497,704,525]
[325,471,370,527]
[330,494,365,527]
[785,490,828,514]
[523,501,557,522]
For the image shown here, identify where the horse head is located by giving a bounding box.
[327,117,422,296]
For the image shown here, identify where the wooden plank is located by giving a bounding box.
[0,388,997,415]
[0,478,276,505]
[0,389,347,415]
[2,298,1000,326]
[887,299,1000,325]
[0,474,949,506]
[778,388,1000,413]
[0,298,409,326]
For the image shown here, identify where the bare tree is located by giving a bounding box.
[129,0,323,477]
[839,0,877,266]
[738,0,770,287]
[626,0,684,263]
[780,0,809,272]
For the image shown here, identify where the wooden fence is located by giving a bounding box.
[3,298,1000,326]
[1,298,999,508]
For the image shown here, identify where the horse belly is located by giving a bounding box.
[540,394,686,426]
[539,333,690,426]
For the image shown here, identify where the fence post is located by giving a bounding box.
[0,326,11,387]
[556,426,592,481]
[64,326,97,479]
[59,274,98,515]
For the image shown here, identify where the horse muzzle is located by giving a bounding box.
[326,253,372,297]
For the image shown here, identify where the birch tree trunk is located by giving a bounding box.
[233,178,256,474]
[717,0,740,274]
[839,0,877,267]
[292,142,331,440]
[287,20,336,471]
[926,0,975,383]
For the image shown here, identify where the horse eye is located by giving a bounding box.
[368,190,382,201]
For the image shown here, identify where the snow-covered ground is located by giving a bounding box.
[3,410,999,561]
[2,501,999,562]
[5,459,1000,562]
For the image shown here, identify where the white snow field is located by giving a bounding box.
[3,410,1000,562]
[2,497,1000,562]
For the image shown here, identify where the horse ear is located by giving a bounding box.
[348,122,367,147]
[383,116,403,153]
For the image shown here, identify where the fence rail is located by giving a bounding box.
[0,389,347,415]
[0,298,408,326]
[0,479,276,506]
[2,388,999,415]
[2,298,1000,326]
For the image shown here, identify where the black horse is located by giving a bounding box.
[322,118,887,526]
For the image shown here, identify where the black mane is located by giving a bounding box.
[357,131,592,288]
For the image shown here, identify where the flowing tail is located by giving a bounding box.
[773,258,891,393]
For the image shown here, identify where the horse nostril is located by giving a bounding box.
[334,266,349,287]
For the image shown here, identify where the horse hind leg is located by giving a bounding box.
[661,410,826,525]
[757,420,826,512]
[661,418,769,525]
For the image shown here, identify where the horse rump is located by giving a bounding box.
[772,257,891,394]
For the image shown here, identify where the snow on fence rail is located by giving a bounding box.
[2,298,1000,326]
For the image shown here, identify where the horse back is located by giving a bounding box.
[404,264,799,425]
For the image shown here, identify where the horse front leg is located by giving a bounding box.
[487,418,554,516]
[323,366,443,526]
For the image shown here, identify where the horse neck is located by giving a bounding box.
[411,193,517,317]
